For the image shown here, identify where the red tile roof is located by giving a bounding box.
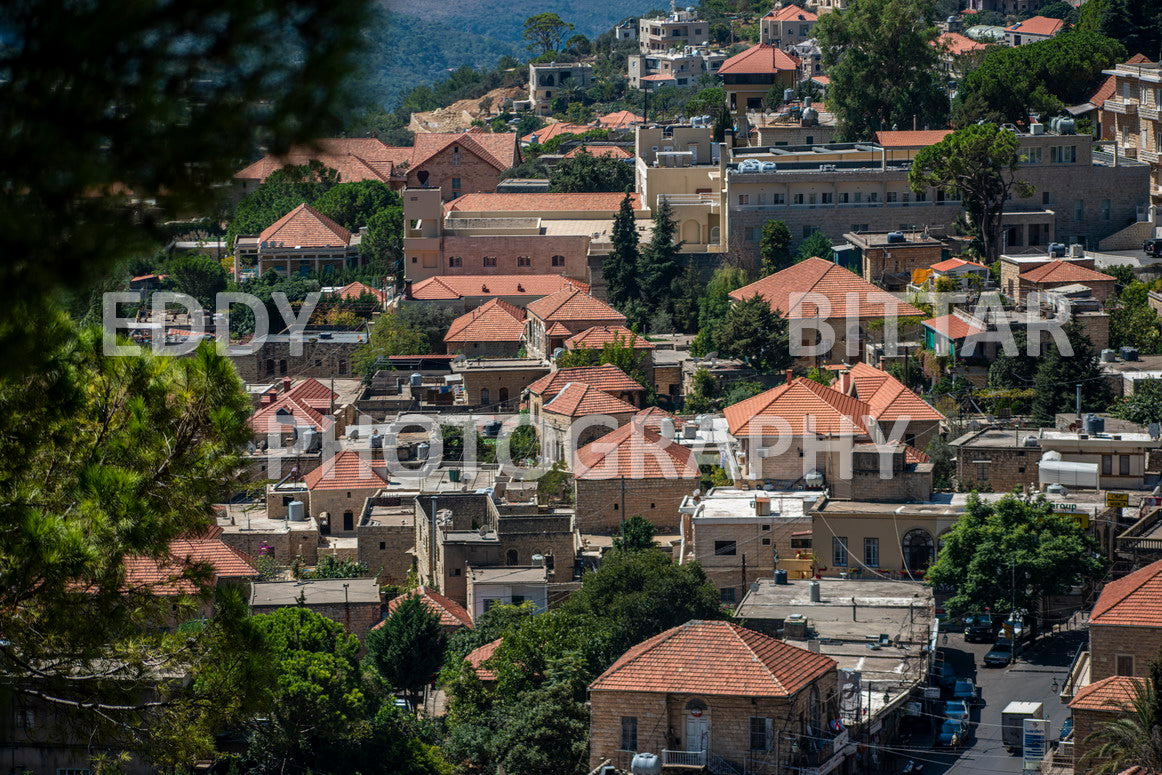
[123,536,257,595]
[303,449,386,491]
[378,586,474,629]
[729,257,925,320]
[465,637,503,681]
[444,298,526,344]
[335,281,388,303]
[574,420,699,480]
[521,123,594,144]
[765,4,817,21]
[874,130,954,148]
[526,287,627,324]
[1090,559,1162,626]
[589,620,835,697]
[1005,15,1065,36]
[543,382,639,417]
[1069,675,1144,712]
[527,364,646,399]
[446,192,639,213]
[936,32,985,56]
[545,321,574,336]
[1019,260,1115,285]
[1089,55,1154,108]
[724,377,872,436]
[234,138,402,184]
[410,131,518,173]
[640,74,678,82]
[408,274,587,301]
[633,406,685,434]
[846,362,945,423]
[922,313,986,340]
[718,44,800,75]
[563,145,634,159]
[250,395,329,434]
[564,325,654,350]
[930,257,987,273]
[259,203,352,248]
[597,110,645,129]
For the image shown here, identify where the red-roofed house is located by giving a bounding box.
[123,532,258,600]
[761,4,817,49]
[406,274,587,311]
[1090,54,1153,143]
[1069,675,1145,774]
[527,364,647,412]
[303,450,387,534]
[377,586,474,634]
[934,32,986,75]
[588,620,839,773]
[838,362,945,448]
[235,202,362,277]
[521,122,593,145]
[573,415,700,533]
[720,44,800,126]
[1018,260,1116,303]
[922,312,988,357]
[465,638,503,683]
[249,377,339,445]
[1005,16,1064,46]
[562,144,634,159]
[525,287,628,358]
[528,364,648,460]
[927,257,992,290]
[596,111,645,130]
[729,257,926,365]
[443,298,527,357]
[1088,559,1162,681]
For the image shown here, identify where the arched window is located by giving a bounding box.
[506,549,519,566]
[551,255,565,267]
[499,387,509,403]
[279,359,288,375]
[902,528,935,572]
[265,359,275,376]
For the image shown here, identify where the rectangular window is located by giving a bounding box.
[886,191,898,203]
[1102,199,1111,220]
[832,536,848,567]
[14,708,33,730]
[551,255,565,267]
[750,717,772,751]
[517,255,531,267]
[839,192,849,204]
[620,717,638,751]
[714,540,737,556]
[793,193,805,205]
[808,193,817,205]
[1075,200,1085,221]
[854,192,863,203]
[451,177,461,189]
[868,192,879,203]
[1025,147,1042,164]
[915,190,927,202]
[772,193,786,205]
[821,192,833,204]
[720,586,738,603]
[864,537,880,567]
[483,256,497,267]
[977,462,989,481]
[738,194,749,205]
[448,256,462,267]
[851,223,869,232]
[762,537,771,545]
[1117,654,1135,676]
[1121,455,1131,476]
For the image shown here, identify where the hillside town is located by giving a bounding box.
[8,1,1162,774]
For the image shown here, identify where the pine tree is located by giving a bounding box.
[1031,320,1112,425]
[759,220,793,275]
[638,198,684,323]
[365,593,447,710]
[605,193,639,309]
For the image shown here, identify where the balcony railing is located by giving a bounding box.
[1107,98,1139,115]
[662,749,708,767]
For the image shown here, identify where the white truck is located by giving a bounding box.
[1001,701,1044,753]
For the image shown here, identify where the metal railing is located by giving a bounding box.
[662,749,708,767]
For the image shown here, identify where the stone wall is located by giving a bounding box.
[445,339,523,359]
[574,476,697,534]
[230,339,363,383]
[496,513,577,572]
[405,143,508,201]
[356,522,415,585]
[308,486,383,535]
[457,364,549,407]
[428,234,590,281]
[219,524,321,564]
[1089,623,1162,681]
[954,445,1038,492]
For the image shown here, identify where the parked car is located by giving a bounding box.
[964,614,996,643]
[1145,237,1162,257]
[936,718,970,748]
[933,661,957,690]
[942,700,969,721]
[952,680,979,705]
[984,639,1015,667]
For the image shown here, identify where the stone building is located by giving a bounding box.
[250,578,382,637]
[443,298,527,358]
[356,493,417,585]
[760,4,817,49]
[1016,259,1117,305]
[573,415,700,534]
[540,382,639,461]
[1100,59,1162,208]
[588,620,840,774]
[524,287,627,358]
[302,450,388,535]
[1068,676,1143,774]
[234,203,361,277]
[528,63,594,116]
[638,8,709,53]
[719,44,801,136]
[1003,15,1064,47]
[228,329,367,383]
[844,230,947,290]
[451,358,550,408]
[404,274,588,314]
[564,325,657,385]
[526,364,648,417]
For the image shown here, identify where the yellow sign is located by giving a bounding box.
[1106,492,1130,508]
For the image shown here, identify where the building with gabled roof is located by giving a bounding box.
[249,377,339,445]
[1087,559,1162,682]
[301,450,387,535]
[528,365,648,462]
[123,529,257,598]
[527,364,647,408]
[405,274,587,311]
[564,325,654,352]
[719,43,800,133]
[443,298,527,358]
[1004,15,1064,46]
[596,110,645,130]
[588,619,840,773]
[729,257,925,365]
[234,202,362,277]
[464,638,503,683]
[1018,259,1116,304]
[572,417,699,533]
[760,4,817,49]
[525,287,628,357]
[377,585,474,633]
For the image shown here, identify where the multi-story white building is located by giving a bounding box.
[628,48,728,89]
[638,7,709,53]
[760,4,817,49]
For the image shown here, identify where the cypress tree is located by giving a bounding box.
[605,193,638,309]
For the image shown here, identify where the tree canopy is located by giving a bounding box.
[760,220,793,275]
[367,593,448,709]
[1030,319,1112,424]
[717,294,793,376]
[1112,379,1162,427]
[522,13,574,55]
[548,150,635,193]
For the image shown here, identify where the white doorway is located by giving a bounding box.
[685,711,709,751]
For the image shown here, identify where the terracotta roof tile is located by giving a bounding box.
[335,281,387,303]
[564,325,653,350]
[563,145,634,159]
[408,274,587,301]
[846,363,945,423]
[283,377,339,411]
[526,287,627,324]
[574,420,699,480]
[1091,559,1162,626]
[444,298,526,344]
[123,536,257,595]
[376,586,474,629]
[1090,55,1153,108]
[936,32,985,56]
[596,110,645,129]
[765,4,817,21]
[729,257,925,320]
[543,382,639,417]
[921,313,986,340]
[410,131,518,172]
[633,406,685,433]
[874,130,954,148]
[1069,675,1144,711]
[545,321,574,336]
[259,203,351,248]
[303,449,386,491]
[447,192,640,213]
[930,257,987,272]
[1019,260,1115,285]
[589,620,835,697]
[725,377,872,436]
[718,44,800,75]
[1005,15,1064,36]
[521,123,594,144]
[249,395,330,434]
[527,364,646,400]
[465,637,503,681]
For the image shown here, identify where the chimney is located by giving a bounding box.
[282,377,292,393]
[785,369,794,383]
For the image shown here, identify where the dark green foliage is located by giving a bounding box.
[522,13,575,54]
[313,180,401,231]
[760,220,794,274]
[548,150,635,193]
[717,295,793,375]
[354,305,457,379]
[797,230,834,263]
[1098,0,1162,59]
[360,205,405,277]
[613,515,658,551]
[693,264,748,357]
[952,30,1126,127]
[166,254,228,310]
[604,193,640,310]
[926,494,1106,618]
[814,0,948,140]
[636,198,685,325]
[722,380,767,406]
[366,594,448,708]
[1031,320,1113,424]
[987,330,1039,390]
[306,555,371,579]
[227,162,341,248]
[1110,280,1162,354]
[1111,380,1162,427]
[926,435,955,491]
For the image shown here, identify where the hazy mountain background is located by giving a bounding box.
[372,0,666,107]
